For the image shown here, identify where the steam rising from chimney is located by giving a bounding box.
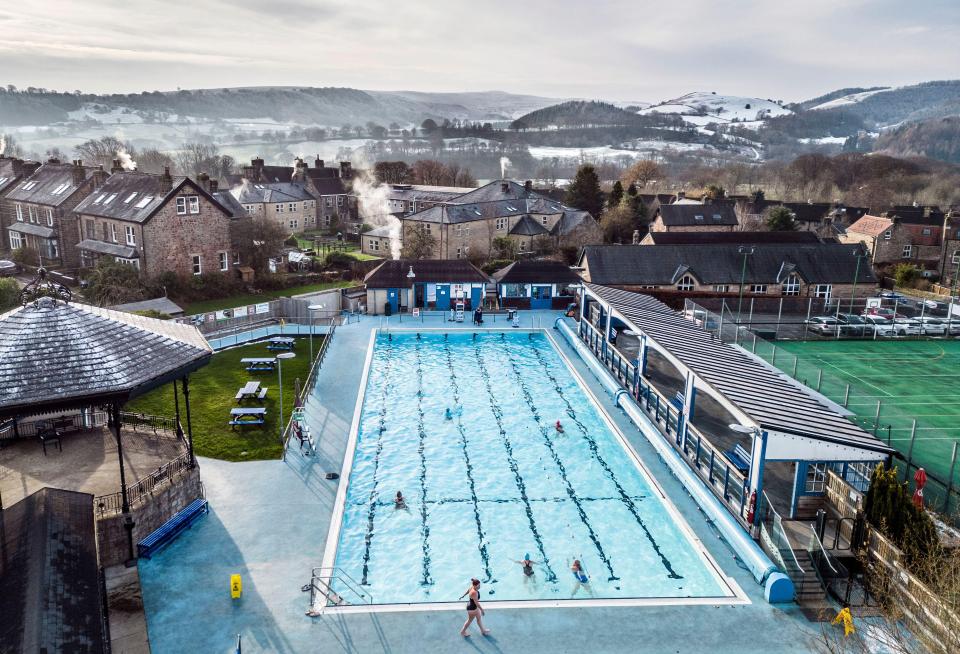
[500,156,511,180]
[352,163,401,260]
[0,135,6,156]
[116,146,137,171]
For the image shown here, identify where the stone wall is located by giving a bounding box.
[95,466,203,567]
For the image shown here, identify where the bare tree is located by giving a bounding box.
[621,160,663,189]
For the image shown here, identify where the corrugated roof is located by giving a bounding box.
[0,299,211,417]
[585,283,894,454]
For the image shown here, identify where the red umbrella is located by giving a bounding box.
[913,468,927,509]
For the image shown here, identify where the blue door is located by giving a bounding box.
[387,289,399,314]
[436,284,450,310]
[470,285,482,310]
[531,285,552,310]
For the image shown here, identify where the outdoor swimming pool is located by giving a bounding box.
[322,330,737,607]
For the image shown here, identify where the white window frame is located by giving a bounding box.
[782,274,801,296]
[125,225,136,246]
[902,244,912,258]
[275,203,284,213]
[176,197,187,214]
[191,255,202,275]
[713,284,729,293]
[337,196,344,206]
[218,251,228,272]
[676,275,695,292]
[326,198,333,207]
[370,239,380,252]
[953,250,960,265]
[15,204,22,222]
[288,202,296,213]
[805,463,827,493]
[233,251,241,266]
[496,217,507,230]
[750,284,767,294]
[188,196,200,214]
[28,206,37,224]
[883,230,892,240]
[541,215,548,225]
[814,284,832,299]
[289,219,299,230]
[922,227,931,235]
[9,231,23,249]
[110,224,118,243]
[46,208,54,226]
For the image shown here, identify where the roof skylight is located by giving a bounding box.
[93,193,107,204]
[134,195,154,209]
[103,193,118,205]
[22,181,37,190]
[124,192,138,204]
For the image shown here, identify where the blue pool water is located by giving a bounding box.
[329,331,731,605]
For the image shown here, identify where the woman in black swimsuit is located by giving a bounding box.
[514,554,539,587]
[458,578,490,637]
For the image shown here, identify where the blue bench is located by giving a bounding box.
[724,443,752,474]
[137,498,208,559]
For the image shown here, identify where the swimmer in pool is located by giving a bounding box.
[555,420,565,434]
[513,553,539,586]
[569,558,593,597]
[394,491,406,509]
[445,407,454,420]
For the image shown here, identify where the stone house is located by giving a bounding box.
[73,167,235,278]
[938,212,960,287]
[400,180,600,259]
[577,242,876,301]
[360,224,397,257]
[228,181,317,234]
[649,202,739,233]
[3,159,106,268]
[840,214,941,268]
[0,156,42,252]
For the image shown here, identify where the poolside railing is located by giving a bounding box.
[94,450,194,517]
[576,317,751,528]
[281,317,339,457]
[304,566,372,612]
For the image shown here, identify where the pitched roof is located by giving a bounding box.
[509,214,550,235]
[228,181,314,204]
[550,209,595,236]
[644,231,821,245]
[586,284,893,455]
[362,225,396,238]
[579,243,875,286]
[74,173,233,224]
[847,214,893,237]
[4,162,91,207]
[308,176,347,196]
[0,297,211,417]
[364,259,489,288]
[781,202,832,223]
[386,184,473,203]
[493,259,582,284]
[0,488,105,653]
[211,189,246,217]
[7,222,56,238]
[657,203,738,226]
[451,179,542,203]
[110,297,185,316]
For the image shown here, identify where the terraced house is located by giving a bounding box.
[400,180,600,259]
[3,159,105,267]
[228,181,317,234]
[73,166,235,278]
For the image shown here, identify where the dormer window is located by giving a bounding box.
[676,275,695,291]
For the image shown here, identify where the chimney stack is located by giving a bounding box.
[72,160,86,187]
[197,172,210,191]
[48,156,61,165]
[524,180,532,193]
[11,158,23,177]
[339,161,353,179]
[160,166,173,193]
[251,157,264,182]
[632,229,640,245]
[501,182,509,194]
[293,158,307,182]
[110,158,123,174]
[21,161,41,178]
[314,156,324,169]
[209,180,218,193]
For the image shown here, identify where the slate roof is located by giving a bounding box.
[0,488,105,654]
[76,239,139,258]
[493,259,582,285]
[847,214,893,237]
[510,214,550,236]
[386,184,473,203]
[308,176,347,196]
[7,222,55,238]
[452,179,542,203]
[644,231,821,245]
[110,297,185,316]
[0,156,30,195]
[228,181,314,204]
[211,189,246,218]
[586,283,894,454]
[4,162,91,207]
[362,225,396,238]
[578,243,876,286]
[74,173,233,224]
[0,298,212,417]
[781,202,833,223]
[657,203,738,227]
[364,259,489,288]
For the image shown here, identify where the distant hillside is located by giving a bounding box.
[802,80,960,125]
[790,87,885,112]
[514,101,653,128]
[875,116,960,164]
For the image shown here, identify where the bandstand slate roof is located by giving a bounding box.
[0,298,212,417]
[585,283,894,455]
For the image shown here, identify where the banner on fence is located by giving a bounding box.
[233,306,248,318]
[255,303,270,315]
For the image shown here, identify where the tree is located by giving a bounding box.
[621,159,662,188]
[892,263,920,288]
[766,206,797,231]
[566,164,603,217]
[420,119,438,134]
[600,204,636,244]
[492,236,517,260]
[704,184,726,200]
[509,119,528,132]
[232,217,287,274]
[374,161,411,184]
[74,136,132,169]
[751,189,766,203]
[401,224,437,259]
[83,259,144,306]
[607,180,624,209]
[0,278,18,312]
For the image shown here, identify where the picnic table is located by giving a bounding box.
[241,357,276,372]
[229,407,267,428]
[235,381,267,403]
[267,337,296,351]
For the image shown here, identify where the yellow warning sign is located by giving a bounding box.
[832,607,854,637]
[231,574,242,599]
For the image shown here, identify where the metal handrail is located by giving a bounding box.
[281,318,338,455]
[761,490,805,575]
[94,450,194,516]
[305,566,372,610]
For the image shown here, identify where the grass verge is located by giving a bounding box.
[182,281,354,315]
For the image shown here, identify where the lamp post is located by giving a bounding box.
[276,352,296,439]
[307,304,324,364]
[407,265,416,313]
[850,244,868,314]
[736,246,755,325]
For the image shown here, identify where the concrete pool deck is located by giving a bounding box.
[139,312,828,653]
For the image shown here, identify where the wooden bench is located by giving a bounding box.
[724,443,752,474]
[230,407,267,428]
[256,387,268,401]
[137,498,208,559]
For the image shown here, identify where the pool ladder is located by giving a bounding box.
[304,567,372,614]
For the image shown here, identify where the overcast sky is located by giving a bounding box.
[1,0,958,103]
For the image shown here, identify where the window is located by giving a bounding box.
[337,196,344,206]
[289,219,299,230]
[676,275,695,292]
[135,195,154,209]
[9,232,22,249]
[326,198,333,207]
[322,215,331,227]
[455,224,470,237]
[714,285,729,293]
[503,283,525,297]
[233,252,241,266]
[115,257,139,270]
[275,203,284,213]
[124,192,138,204]
[750,284,767,294]
[49,240,59,259]
[782,274,801,296]
[15,204,22,221]
[456,246,468,259]
[814,284,832,299]
[176,197,187,214]
[93,193,107,205]
[218,251,228,272]
[52,183,70,195]
[496,217,507,230]
[883,230,892,240]
[103,193,118,205]
[805,463,827,493]
[243,204,256,213]
[921,227,931,235]
[46,208,54,226]
[694,214,704,221]
[369,239,380,252]
[953,250,960,265]
[902,245,912,258]
[84,219,95,238]
[191,255,202,275]
[110,224,117,243]
[125,226,136,246]
[288,203,296,213]
[28,206,37,223]
[541,216,548,225]
[188,196,199,214]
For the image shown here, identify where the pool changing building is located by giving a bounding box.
[363,259,491,314]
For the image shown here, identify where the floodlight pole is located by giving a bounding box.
[736,246,755,325]
[850,245,867,314]
[949,263,959,334]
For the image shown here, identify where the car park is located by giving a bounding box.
[805,316,841,335]
[918,317,948,336]
[863,306,907,320]
[862,315,897,337]
[835,313,868,336]
[889,319,922,336]
[879,291,907,301]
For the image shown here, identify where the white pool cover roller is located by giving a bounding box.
[554,318,782,589]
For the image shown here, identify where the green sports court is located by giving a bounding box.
[757,339,960,514]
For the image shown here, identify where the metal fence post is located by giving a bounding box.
[905,420,917,470]
[816,368,823,392]
[775,297,783,339]
[771,346,777,365]
[752,332,757,353]
[843,384,850,407]
[944,442,959,513]
[872,400,881,436]
[792,356,798,378]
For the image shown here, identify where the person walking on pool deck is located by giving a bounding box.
[459,578,490,637]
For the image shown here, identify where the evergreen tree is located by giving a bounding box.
[607,180,624,209]
[766,206,797,231]
[566,164,603,217]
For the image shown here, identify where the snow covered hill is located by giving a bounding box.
[807,88,892,111]
[640,91,791,123]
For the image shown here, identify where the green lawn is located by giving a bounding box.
[128,341,316,461]
[182,280,354,315]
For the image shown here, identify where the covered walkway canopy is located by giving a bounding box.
[580,283,893,522]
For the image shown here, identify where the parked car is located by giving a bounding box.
[915,299,941,310]
[889,319,922,336]
[862,315,897,337]
[863,306,907,319]
[805,316,841,335]
[0,260,18,277]
[879,291,907,301]
[918,317,949,336]
[835,313,868,336]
